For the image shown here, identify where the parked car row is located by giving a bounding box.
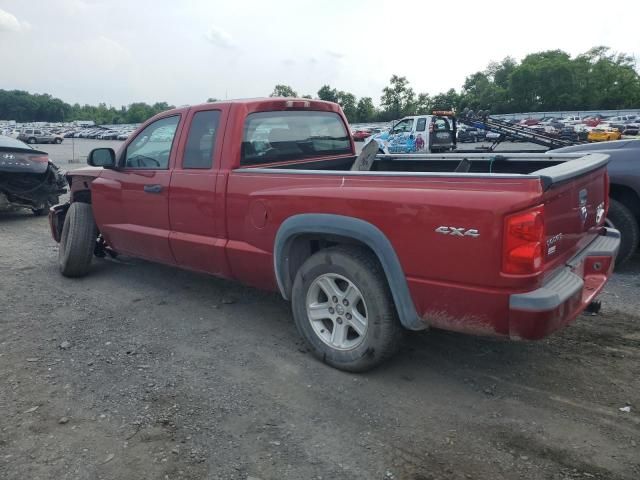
[0,124,139,143]
[457,125,486,142]
[16,128,64,145]
[350,127,384,141]
[63,126,137,140]
[508,114,639,136]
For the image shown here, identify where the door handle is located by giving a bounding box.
[143,184,163,194]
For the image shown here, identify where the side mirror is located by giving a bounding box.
[87,148,116,168]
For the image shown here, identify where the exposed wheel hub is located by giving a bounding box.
[306,273,368,351]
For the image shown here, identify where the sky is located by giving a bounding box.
[1,0,639,108]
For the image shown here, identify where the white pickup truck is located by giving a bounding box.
[365,113,456,154]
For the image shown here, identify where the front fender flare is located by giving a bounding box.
[274,214,426,331]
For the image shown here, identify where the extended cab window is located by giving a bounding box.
[183,110,220,169]
[416,118,426,132]
[124,115,180,169]
[241,111,351,165]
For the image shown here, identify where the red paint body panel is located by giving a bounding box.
[56,98,618,341]
[167,104,231,276]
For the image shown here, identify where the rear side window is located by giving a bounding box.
[416,118,426,132]
[183,110,220,169]
[433,117,451,131]
[241,111,351,165]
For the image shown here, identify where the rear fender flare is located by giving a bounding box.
[274,214,425,331]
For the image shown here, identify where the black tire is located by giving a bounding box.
[27,137,37,144]
[607,199,639,266]
[291,245,403,372]
[58,202,97,277]
[54,138,62,144]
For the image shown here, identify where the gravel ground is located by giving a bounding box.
[0,208,639,480]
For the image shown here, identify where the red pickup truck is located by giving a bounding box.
[49,98,620,372]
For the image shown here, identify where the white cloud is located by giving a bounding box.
[1,0,638,108]
[326,50,344,59]
[0,8,25,33]
[204,26,235,49]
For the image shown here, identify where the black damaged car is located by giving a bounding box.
[0,135,67,215]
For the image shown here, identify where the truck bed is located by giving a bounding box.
[256,152,608,191]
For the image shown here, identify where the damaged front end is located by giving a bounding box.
[0,147,67,215]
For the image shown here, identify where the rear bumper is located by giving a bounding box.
[508,227,620,339]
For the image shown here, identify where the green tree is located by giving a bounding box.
[317,85,339,103]
[380,75,416,120]
[431,89,460,111]
[356,97,376,122]
[336,91,357,122]
[270,84,298,97]
[413,93,433,115]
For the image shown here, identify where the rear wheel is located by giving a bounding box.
[54,138,62,144]
[27,137,37,144]
[58,202,97,277]
[606,199,639,266]
[291,245,403,372]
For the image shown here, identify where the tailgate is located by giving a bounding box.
[539,159,609,274]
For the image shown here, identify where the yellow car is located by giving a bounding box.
[588,128,622,142]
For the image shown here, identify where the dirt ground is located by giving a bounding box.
[1,210,639,480]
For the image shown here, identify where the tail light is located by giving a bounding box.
[285,100,310,109]
[503,205,545,275]
[429,123,434,133]
[30,155,49,163]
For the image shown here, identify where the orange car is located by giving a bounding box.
[588,128,622,142]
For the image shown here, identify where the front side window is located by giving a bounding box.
[124,116,180,169]
[391,118,414,134]
[241,111,350,165]
[183,110,220,169]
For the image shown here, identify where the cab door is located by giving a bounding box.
[168,105,230,276]
[91,114,184,264]
[387,117,415,153]
[414,117,427,152]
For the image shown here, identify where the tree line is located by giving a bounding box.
[1,46,638,125]
[0,89,175,124]
[271,46,640,123]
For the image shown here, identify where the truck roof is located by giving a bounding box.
[161,97,343,116]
